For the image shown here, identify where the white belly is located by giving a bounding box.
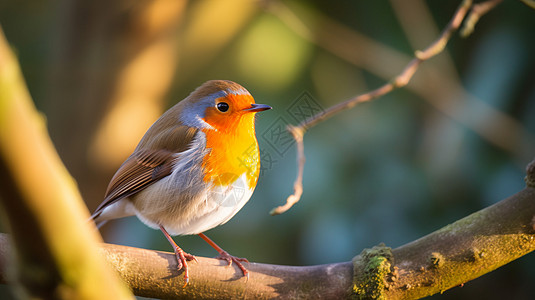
[177,173,253,235]
[134,172,254,235]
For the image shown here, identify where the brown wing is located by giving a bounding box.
[91,125,198,219]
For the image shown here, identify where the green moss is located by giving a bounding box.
[351,244,394,300]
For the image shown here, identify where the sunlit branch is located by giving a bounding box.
[2,158,534,298]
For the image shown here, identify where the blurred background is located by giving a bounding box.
[1,0,534,298]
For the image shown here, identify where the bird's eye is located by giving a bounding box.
[216,102,229,112]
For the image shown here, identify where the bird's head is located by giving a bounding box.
[179,80,271,134]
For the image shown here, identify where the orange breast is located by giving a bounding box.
[201,113,260,189]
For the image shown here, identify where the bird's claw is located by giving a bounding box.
[173,249,197,287]
[216,251,250,280]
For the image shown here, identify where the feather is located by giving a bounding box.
[91,125,198,220]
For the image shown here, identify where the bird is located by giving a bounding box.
[90,80,271,286]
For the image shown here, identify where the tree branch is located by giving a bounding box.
[0,26,132,299]
[460,0,503,37]
[2,159,533,298]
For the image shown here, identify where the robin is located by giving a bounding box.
[90,80,271,286]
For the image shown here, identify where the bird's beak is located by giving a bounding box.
[243,103,272,113]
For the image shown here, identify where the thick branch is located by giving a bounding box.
[2,171,533,298]
[385,186,535,298]
[0,234,353,299]
[0,27,132,299]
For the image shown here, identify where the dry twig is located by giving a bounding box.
[270,125,304,215]
[461,0,504,37]
[271,0,474,215]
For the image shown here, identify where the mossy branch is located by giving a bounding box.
[1,159,533,298]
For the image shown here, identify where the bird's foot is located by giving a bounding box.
[173,248,198,287]
[216,250,250,281]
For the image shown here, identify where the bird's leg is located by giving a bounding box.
[160,226,197,287]
[197,233,249,280]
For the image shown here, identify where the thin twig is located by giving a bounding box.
[270,0,473,215]
[461,0,503,37]
[270,125,304,215]
[272,0,535,163]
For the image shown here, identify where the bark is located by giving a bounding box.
[1,177,533,298]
